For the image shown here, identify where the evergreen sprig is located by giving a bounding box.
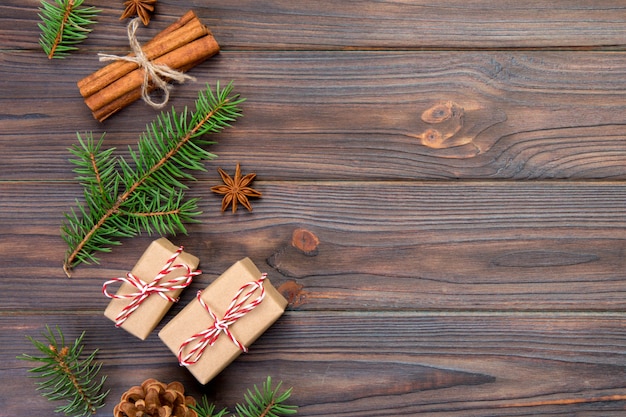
[191,377,297,417]
[62,82,244,276]
[38,0,100,59]
[17,326,108,417]
[235,377,298,417]
[190,395,229,417]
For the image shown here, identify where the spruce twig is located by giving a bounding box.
[192,377,297,417]
[235,376,298,417]
[189,395,229,417]
[38,0,100,59]
[17,326,108,417]
[61,82,244,276]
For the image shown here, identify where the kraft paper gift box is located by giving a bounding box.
[103,238,200,340]
[159,257,288,384]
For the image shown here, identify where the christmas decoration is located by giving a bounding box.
[191,377,297,417]
[120,0,157,26]
[114,377,297,417]
[190,396,228,417]
[61,82,244,276]
[159,258,288,384]
[113,378,197,417]
[38,0,100,59]
[31,3,294,417]
[78,10,220,121]
[233,376,297,417]
[17,326,108,417]
[103,238,200,339]
[211,163,262,213]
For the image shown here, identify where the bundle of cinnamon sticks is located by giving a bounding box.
[78,10,220,122]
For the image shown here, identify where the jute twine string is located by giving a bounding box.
[98,17,196,109]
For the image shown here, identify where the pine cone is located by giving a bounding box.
[113,378,198,417]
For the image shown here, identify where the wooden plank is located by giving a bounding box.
[3,1,625,416]
[3,3,625,417]
[3,1,626,50]
[3,312,625,416]
[3,50,626,181]
[2,181,625,311]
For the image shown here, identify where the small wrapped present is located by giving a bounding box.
[103,238,201,340]
[159,257,287,384]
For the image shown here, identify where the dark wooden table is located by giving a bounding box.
[2,1,626,416]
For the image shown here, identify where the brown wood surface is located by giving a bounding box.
[1,1,625,416]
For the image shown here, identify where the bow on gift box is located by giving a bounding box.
[177,274,267,366]
[103,246,201,326]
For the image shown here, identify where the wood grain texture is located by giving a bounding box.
[2,50,626,181]
[3,1,626,50]
[2,313,625,416]
[2,1,626,416]
[1,181,625,311]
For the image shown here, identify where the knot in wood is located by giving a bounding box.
[421,101,456,124]
[278,280,308,308]
[421,128,444,148]
[407,100,474,150]
[291,228,320,256]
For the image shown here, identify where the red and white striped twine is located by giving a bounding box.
[102,246,201,327]
[177,273,267,367]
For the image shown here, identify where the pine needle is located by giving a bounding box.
[17,325,108,417]
[38,0,100,59]
[191,377,297,417]
[189,395,229,417]
[62,82,244,276]
[234,376,298,417]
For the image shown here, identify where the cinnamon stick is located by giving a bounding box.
[77,10,220,121]
[77,11,197,94]
[78,15,207,98]
[150,10,198,42]
[90,36,219,122]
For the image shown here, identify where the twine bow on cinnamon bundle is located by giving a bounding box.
[77,10,220,122]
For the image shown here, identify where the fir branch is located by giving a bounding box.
[38,0,100,59]
[190,395,229,417]
[192,377,297,417]
[62,82,244,276]
[17,325,108,417]
[235,376,298,417]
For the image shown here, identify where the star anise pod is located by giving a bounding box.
[120,0,157,26]
[211,163,262,213]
